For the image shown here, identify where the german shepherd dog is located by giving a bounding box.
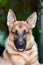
[0,9,43,65]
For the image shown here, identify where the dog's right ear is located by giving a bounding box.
[7,9,17,26]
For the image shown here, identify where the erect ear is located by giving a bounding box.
[7,9,17,26]
[26,12,37,29]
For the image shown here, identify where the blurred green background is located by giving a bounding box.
[0,0,43,63]
[0,0,39,46]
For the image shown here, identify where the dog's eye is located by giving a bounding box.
[12,30,18,35]
[23,30,28,35]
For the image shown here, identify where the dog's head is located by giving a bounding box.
[7,9,37,52]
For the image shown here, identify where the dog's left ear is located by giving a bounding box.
[7,9,17,26]
[26,12,37,29]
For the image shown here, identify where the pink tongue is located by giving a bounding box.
[18,48,23,51]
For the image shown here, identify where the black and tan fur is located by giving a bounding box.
[0,9,43,65]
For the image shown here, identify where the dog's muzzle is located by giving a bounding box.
[14,39,26,52]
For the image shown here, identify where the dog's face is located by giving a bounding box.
[7,9,37,52]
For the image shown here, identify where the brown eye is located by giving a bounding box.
[23,30,28,35]
[12,30,18,35]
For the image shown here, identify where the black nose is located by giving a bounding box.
[14,39,26,51]
[18,41,24,47]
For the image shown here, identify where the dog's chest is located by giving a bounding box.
[4,43,38,65]
[11,48,38,65]
[11,55,26,65]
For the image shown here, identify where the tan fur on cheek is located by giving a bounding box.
[26,34,34,50]
[9,33,14,41]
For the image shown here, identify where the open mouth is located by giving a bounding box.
[17,48,24,52]
[15,43,26,52]
[16,44,26,52]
